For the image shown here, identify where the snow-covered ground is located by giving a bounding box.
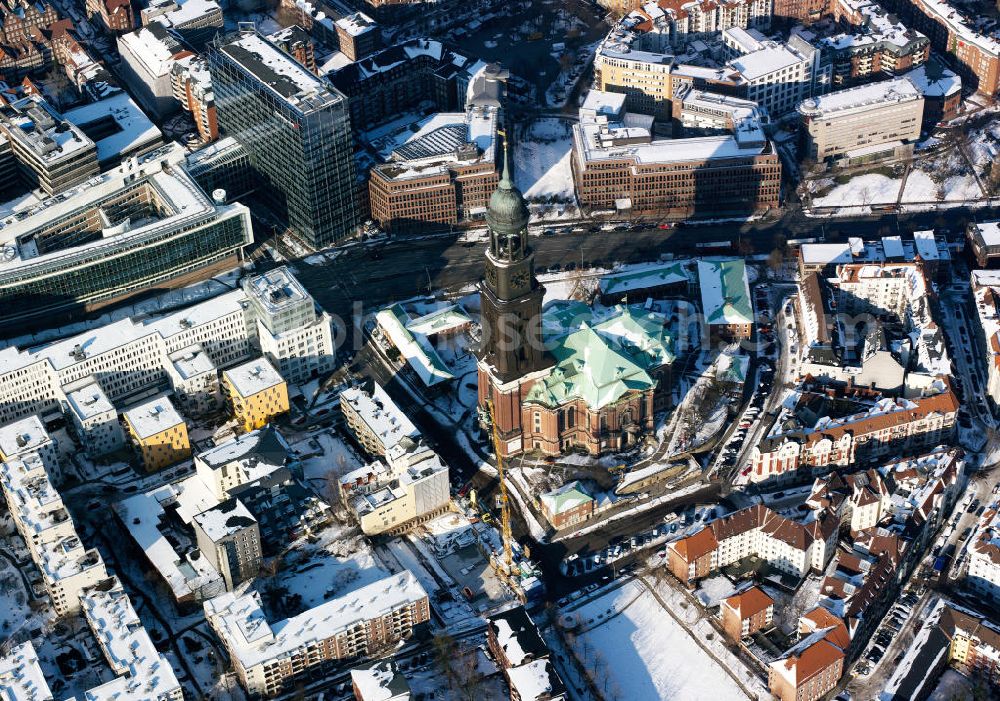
[564,580,754,700]
[813,174,900,206]
[514,118,576,202]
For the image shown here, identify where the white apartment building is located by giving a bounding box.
[0,643,53,701]
[0,415,59,477]
[243,267,337,385]
[340,448,450,535]
[194,426,290,501]
[79,577,184,701]
[204,571,430,697]
[340,382,420,457]
[0,266,332,429]
[339,381,449,534]
[62,379,126,459]
[712,505,838,577]
[798,77,924,162]
[0,454,107,616]
[167,344,223,417]
[967,498,1000,602]
[728,36,819,117]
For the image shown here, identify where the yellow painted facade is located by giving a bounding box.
[124,417,190,473]
[222,373,289,433]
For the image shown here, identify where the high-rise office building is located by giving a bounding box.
[208,28,358,249]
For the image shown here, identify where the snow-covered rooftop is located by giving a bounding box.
[340,382,419,453]
[904,62,961,99]
[64,91,162,166]
[116,487,225,600]
[79,576,183,699]
[350,659,410,701]
[220,31,344,111]
[375,305,454,387]
[728,42,809,82]
[698,259,752,326]
[243,266,310,315]
[223,358,284,398]
[0,642,53,701]
[798,77,922,118]
[122,395,183,439]
[193,497,257,541]
[203,570,427,670]
[971,220,1000,247]
[168,344,217,380]
[335,11,377,37]
[574,121,767,165]
[0,145,233,273]
[0,95,95,168]
[65,380,115,421]
[0,415,51,458]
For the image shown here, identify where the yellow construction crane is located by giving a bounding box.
[485,399,517,576]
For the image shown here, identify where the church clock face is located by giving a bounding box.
[511,270,529,291]
[485,265,498,287]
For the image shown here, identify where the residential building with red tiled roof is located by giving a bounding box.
[750,385,958,481]
[721,586,774,642]
[768,629,846,701]
[666,503,838,586]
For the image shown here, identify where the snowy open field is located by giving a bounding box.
[565,581,751,700]
[514,118,575,201]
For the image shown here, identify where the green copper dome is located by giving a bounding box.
[486,143,529,234]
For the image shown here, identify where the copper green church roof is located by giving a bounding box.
[526,303,674,410]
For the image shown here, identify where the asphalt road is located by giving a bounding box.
[285,206,1000,344]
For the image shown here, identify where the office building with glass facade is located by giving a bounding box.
[0,145,252,332]
[209,29,358,249]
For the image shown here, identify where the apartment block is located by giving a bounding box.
[0,266,322,429]
[242,267,337,385]
[327,39,488,130]
[968,221,1000,268]
[193,497,263,590]
[222,359,289,433]
[170,53,218,143]
[881,0,1000,96]
[667,504,839,586]
[167,344,223,418]
[821,0,930,89]
[0,416,59,477]
[728,37,820,118]
[122,395,191,473]
[0,454,107,616]
[486,606,567,701]
[79,577,184,700]
[85,0,135,34]
[798,77,924,163]
[721,586,774,642]
[339,381,449,535]
[751,387,958,480]
[204,571,429,697]
[340,382,419,457]
[62,379,126,459]
[768,632,845,701]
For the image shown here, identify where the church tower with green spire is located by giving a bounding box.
[479,138,548,383]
